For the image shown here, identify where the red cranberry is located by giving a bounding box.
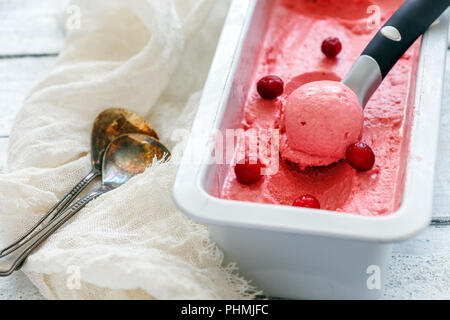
[292,194,321,209]
[346,142,375,172]
[257,75,284,100]
[234,157,265,185]
[321,37,342,58]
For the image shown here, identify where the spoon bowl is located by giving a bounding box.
[92,108,159,170]
[103,134,170,188]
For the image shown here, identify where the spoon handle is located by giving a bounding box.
[361,0,450,79]
[0,169,100,258]
[0,186,111,276]
[343,0,450,107]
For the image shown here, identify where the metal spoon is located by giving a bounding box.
[343,0,449,107]
[0,133,170,276]
[0,108,158,257]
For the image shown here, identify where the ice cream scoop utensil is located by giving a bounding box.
[0,108,158,258]
[343,0,450,107]
[0,134,170,276]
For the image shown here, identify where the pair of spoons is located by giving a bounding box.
[0,108,170,276]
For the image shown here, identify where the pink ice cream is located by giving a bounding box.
[282,80,363,168]
[220,0,420,216]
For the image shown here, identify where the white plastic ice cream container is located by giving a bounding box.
[173,0,449,299]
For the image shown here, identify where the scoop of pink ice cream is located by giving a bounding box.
[283,80,363,167]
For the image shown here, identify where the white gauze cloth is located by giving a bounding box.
[0,0,260,299]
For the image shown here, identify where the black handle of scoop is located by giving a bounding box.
[362,0,450,78]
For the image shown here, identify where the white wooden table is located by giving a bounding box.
[0,0,449,300]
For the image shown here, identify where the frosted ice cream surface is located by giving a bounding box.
[220,0,420,216]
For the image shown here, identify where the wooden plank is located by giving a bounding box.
[0,56,56,136]
[0,138,7,173]
[386,225,450,299]
[448,14,450,47]
[0,270,43,300]
[0,0,65,55]
[433,51,450,218]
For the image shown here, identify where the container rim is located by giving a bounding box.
[173,0,449,243]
